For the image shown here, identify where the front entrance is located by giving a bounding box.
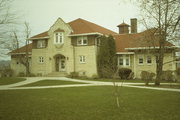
[55,55,66,72]
[59,57,65,71]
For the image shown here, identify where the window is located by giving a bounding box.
[39,56,44,63]
[37,40,46,48]
[147,56,152,64]
[79,56,85,63]
[138,55,144,64]
[77,36,88,45]
[119,55,123,65]
[118,55,130,66]
[54,32,64,44]
[96,39,101,46]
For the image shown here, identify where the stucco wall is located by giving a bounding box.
[11,57,32,76]
[74,46,98,77]
[134,52,176,78]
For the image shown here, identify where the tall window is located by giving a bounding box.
[119,55,123,65]
[37,40,46,48]
[77,36,88,45]
[79,56,85,63]
[54,32,63,44]
[138,55,144,64]
[39,56,44,63]
[147,56,152,64]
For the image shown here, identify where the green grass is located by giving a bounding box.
[78,78,179,83]
[21,80,86,87]
[0,86,180,120]
[137,84,180,89]
[77,78,145,82]
[0,77,26,85]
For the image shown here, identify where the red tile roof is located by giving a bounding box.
[68,18,118,35]
[30,31,48,39]
[29,18,117,39]
[10,43,32,54]
[114,30,174,52]
[117,22,130,27]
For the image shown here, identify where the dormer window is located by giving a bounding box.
[77,36,88,45]
[54,32,64,44]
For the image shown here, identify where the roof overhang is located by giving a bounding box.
[116,52,134,55]
[68,32,103,37]
[125,46,179,50]
[9,52,32,55]
[28,37,49,40]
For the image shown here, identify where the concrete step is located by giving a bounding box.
[46,72,68,77]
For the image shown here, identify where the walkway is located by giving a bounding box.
[0,77,180,92]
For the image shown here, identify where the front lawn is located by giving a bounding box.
[136,84,180,89]
[21,80,86,87]
[0,77,26,85]
[0,86,179,120]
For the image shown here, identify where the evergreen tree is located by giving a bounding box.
[97,35,117,78]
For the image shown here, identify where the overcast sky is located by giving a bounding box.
[12,0,140,36]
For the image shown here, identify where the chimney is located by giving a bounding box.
[130,18,137,33]
[117,22,130,34]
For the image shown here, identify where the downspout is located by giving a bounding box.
[95,35,101,75]
[73,41,76,72]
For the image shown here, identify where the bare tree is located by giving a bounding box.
[134,0,180,85]
[10,21,31,76]
[0,0,18,58]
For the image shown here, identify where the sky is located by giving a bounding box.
[11,0,140,37]
[1,0,140,61]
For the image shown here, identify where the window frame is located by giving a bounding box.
[54,32,64,44]
[118,55,130,66]
[37,40,46,48]
[79,56,86,63]
[147,55,152,65]
[138,55,144,65]
[39,56,44,63]
[77,36,88,45]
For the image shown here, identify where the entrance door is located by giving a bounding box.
[59,57,65,71]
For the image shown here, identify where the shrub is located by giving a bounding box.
[118,68,132,79]
[161,71,175,82]
[91,74,99,79]
[28,73,36,77]
[1,69,14,77]
[141,71,155,85]
[128,72,134,79]
[68,72,79,78]
[176,68,180,75]
[18,72,25,77]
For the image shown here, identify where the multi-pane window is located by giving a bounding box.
[147,56,152,64]
[54,32,63,44]
[138,55,144,64]
[79,56,85,63]
[37,40,46,48]
[77,36,88,45]
[118,55,130,66]
[119,55,123,65]
[39,56,44,63]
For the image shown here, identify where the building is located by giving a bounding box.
[10,18,178,78]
